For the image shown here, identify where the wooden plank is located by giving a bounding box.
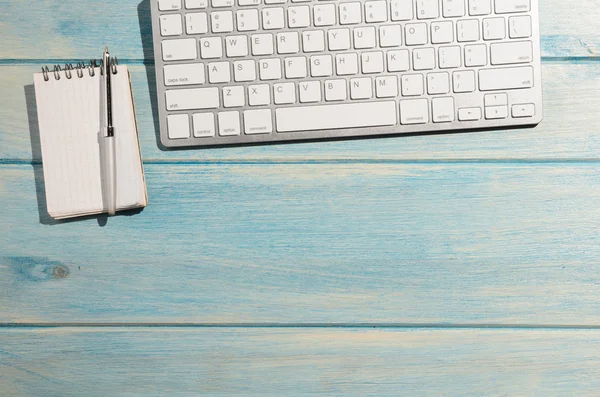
[1,0,599,59]
[3,62,600,162]
[2,328,600,396]
[2,163,600,324]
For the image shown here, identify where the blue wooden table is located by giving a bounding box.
[2,1,600,395]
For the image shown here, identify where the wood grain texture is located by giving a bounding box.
[2,63,600,161]
[1,0,600,59]
[2,328,600,396]
[2,1,600,393]
[2,163,600,324]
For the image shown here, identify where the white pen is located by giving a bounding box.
[102,46,117,216]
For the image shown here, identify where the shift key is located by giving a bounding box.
[165,87,219,110]
[479,66,534,91]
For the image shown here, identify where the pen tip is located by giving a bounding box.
[104,46,109,53]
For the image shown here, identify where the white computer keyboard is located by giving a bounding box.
[150,0,543,148]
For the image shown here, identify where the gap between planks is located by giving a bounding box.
[3,323,600,330]
[2,159,600,166]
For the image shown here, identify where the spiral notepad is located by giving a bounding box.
[33,61,147,219]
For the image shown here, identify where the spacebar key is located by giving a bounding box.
[276,101,397,133]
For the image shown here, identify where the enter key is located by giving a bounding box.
[491,41,533,65]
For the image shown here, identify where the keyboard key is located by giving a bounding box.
[325,79,347,101]
[244,109,273,134]
[237,9,260,31]
[238,0,260,5]
[284,57,307,78]
[328,28,352,50]
[491,41,532,65]
[258,58,282,80]
[223,85,246,107]
[314,4,336,26]
[484,93,508,107]
[365,1,388,23]
[160,15,183,36]
[375,75,399,98]
[164,63,205,86]
[431,21,453,44]
[226,35,249,57]
[361,51,384,73]
[479,66,533,91]
[288,6,311,28]
[442,0,465,17]
[469,0,491,15]
[464,44,487,67]
[390,0,413,21]
[432,97,455,123]
[379,25,403,47]
[453,70,476,92]
[310,55,333,76]
[339,2,362,25]
[413,47,435,70]
[200,37,223,58]
[350,77,373,99]
[483,17,506,40]
[186,0,208,8]
[439,46,461,69]
[211,11,234,33]
[248,84,271,105]
[251,33,274,55]
[302,30,326,52]
[192,113,216,137]
[387,49,410,72]
[277,32,300,54]
[400,98,429,124]
[427,72,450,95]
[458,107,482,121]
[457,19,479,42]
[212,0,234,7]
[353,27,377,49]
[299,81,322,103]
[401,74,424,96]
[274,82,296,104]
[495,0,530,14]
[167,114,189,139]
[485,105,508,119]
[512,103,535,118]
[165,87,220,110]
[162,38,197,61]
[218,111,241,136]
[405,23,428,45]
[159,0,181,11]
[335,53,359,75]
[262,7,285,29]
[276,101,397,132]
[234,60,256,81]
[509,16,532,38]
[186,13,208,34]
[416,0,439,19]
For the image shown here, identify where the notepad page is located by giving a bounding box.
[34,65,147,219]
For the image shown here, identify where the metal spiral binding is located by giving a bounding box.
[65,63,74,79]
[53,65,62,80]
[41,58,119,81]
[42,66,50,81]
